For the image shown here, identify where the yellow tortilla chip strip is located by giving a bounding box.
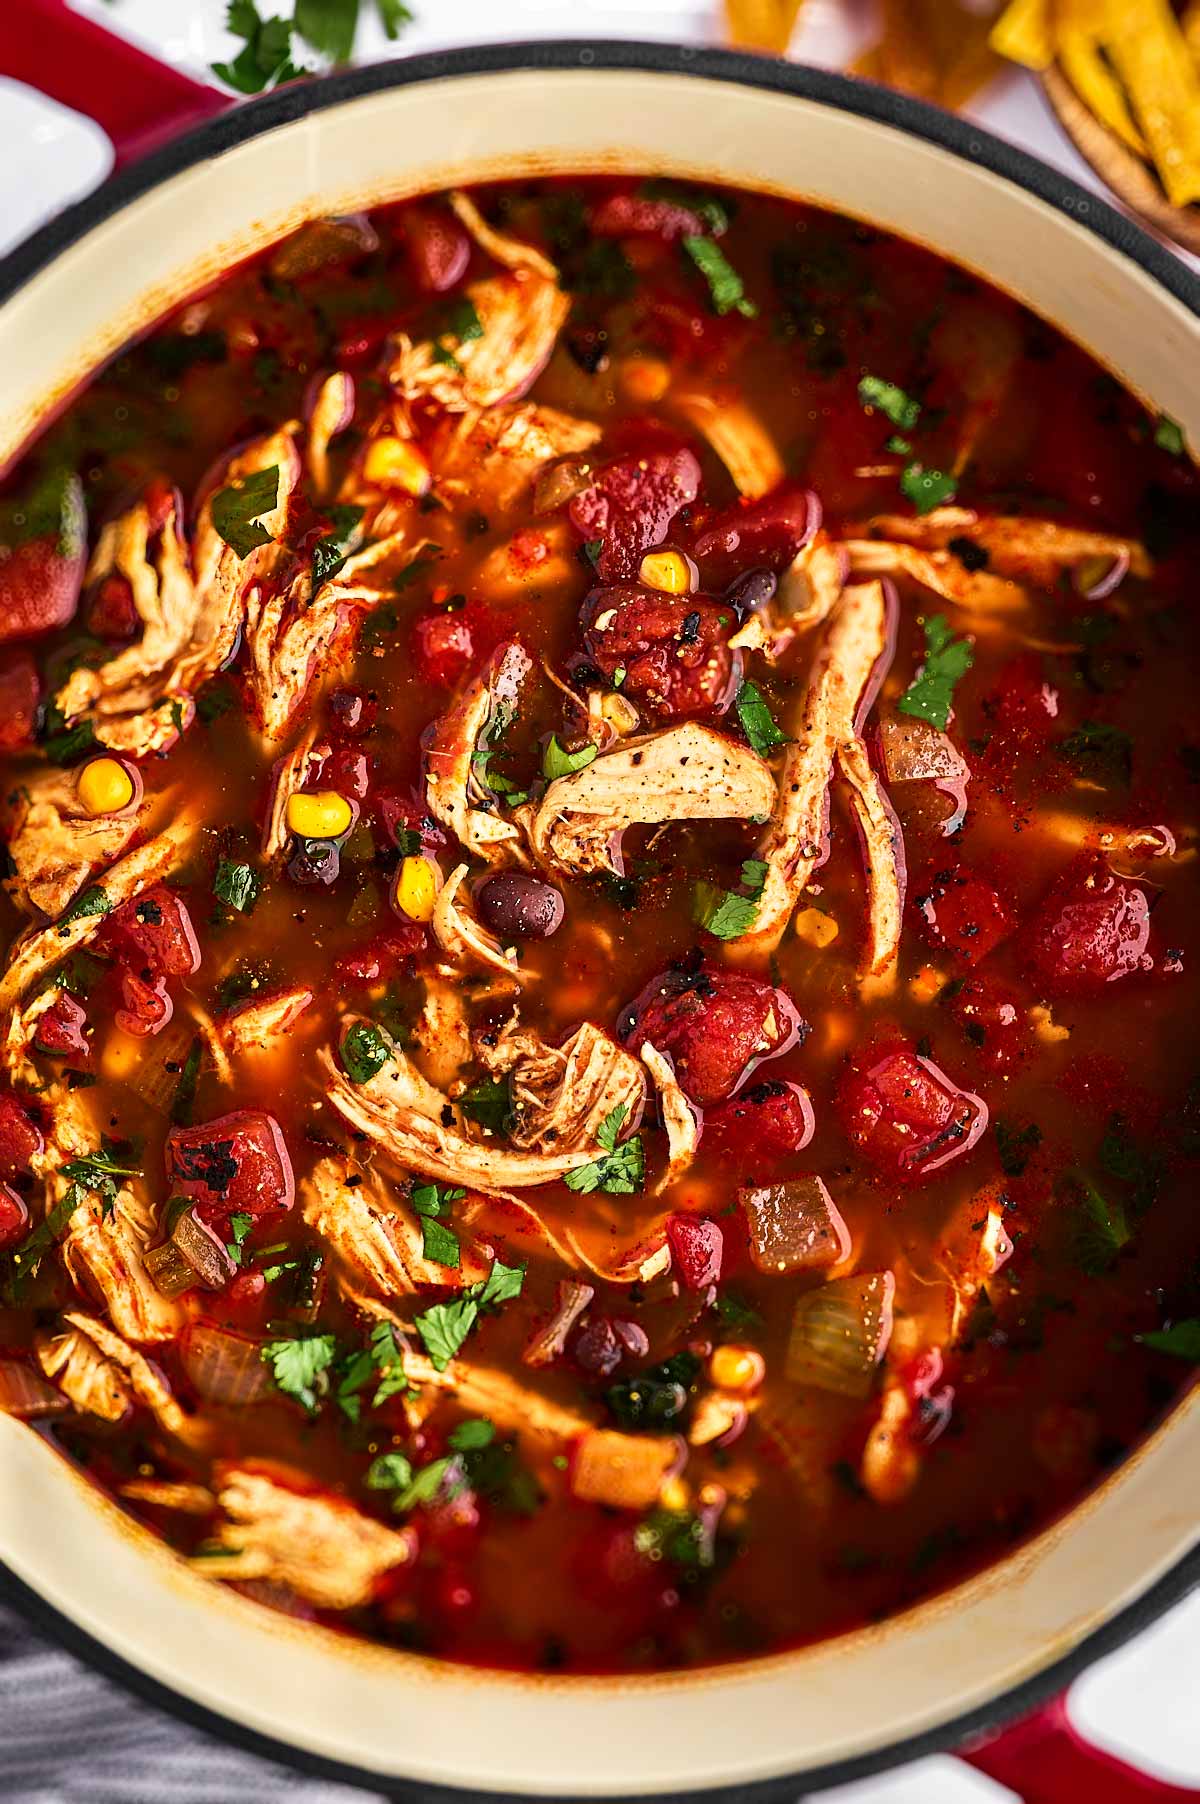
[1056,27,1148,159]
[1104,0,1200,208]
[990,0,1053,71]
[723,0,805,54]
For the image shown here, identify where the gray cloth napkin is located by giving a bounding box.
[0,1602,389,1804]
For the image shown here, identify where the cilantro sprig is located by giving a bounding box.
[692,858,768,942]
[260,1331,338,1413]
[411,1180,465,1270]
[212,0,414,95]
[563,1103,645,1196]
[415,1258,526,1372]
[210,464,281,559]
[734,680,787,756]
[897,614,974,732]
[682,236,757,319]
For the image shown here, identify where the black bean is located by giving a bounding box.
[725,567,778,614]
[288,838,340,886]
[475,873,565,940]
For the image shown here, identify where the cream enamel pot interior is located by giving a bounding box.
[0,44,1198,1801]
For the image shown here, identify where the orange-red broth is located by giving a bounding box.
[0,178,1196,1673]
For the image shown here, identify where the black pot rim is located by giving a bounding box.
[0,37,1197,1801]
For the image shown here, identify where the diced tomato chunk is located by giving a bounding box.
[0,1090,43,1177]
[944,973,1030,1074]
[0,473,86,644]
[704,1079,814,1165]
[115,968,173,1039]
[0,653,39,750]
[836,1033,988,1185]
[620,958,801,1106]
[582,587,736,719]
[1026,858,1152,992]
[568,448,701,582]
[915,868,1015,966]
[589,192,706,242]
[34,993,89,1058]
[666,1213,724,1290]
[102,885,201,980]
[412,609,474,688]
[166,1111,295,1225]
[399,202,471,294]
[0,1182,29,1249]
[692,484,819,588]
[373,789,446,853]
[335,921,427,985]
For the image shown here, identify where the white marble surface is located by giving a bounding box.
[0,2,1197,1796]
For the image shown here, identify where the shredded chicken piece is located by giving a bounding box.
[482,1019,645,1153]
[849,511,1150,610]
[731,581,899,973]
[307,371,354,499]
[3,769,146,919]
[433,402,601,511]
[640,1041,699,1193]
[432,864,523,983]
[262,728,325,860]
[220,986,313,1059]
[199,1465,414,1608]
[672,391,784,498]
[403,1350,593,1443]
[302,1156,489,1298]
[120,1479,215,1513]
[845,538,1028,614]
[462,1188,672,1286]
[729,532,848,659]
[0,816,198,1014]
[36,1321,132,1422]
[245,533,407,743]
[413,977,474,1093]
[62,1187,182,1345]
[319,1027,613,1193]
[425,641,532,864]
[448,190,559,279]
[389,273,570,412]
[523,1279,596,1367]
[520,723,776,880]
[55,432,299,756]
[63,1311,192,1437]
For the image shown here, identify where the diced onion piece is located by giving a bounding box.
[785,1271,895,1397]
[0,1356,70,1420]
[879,713,968,786]
[739,1176,852,1275]
[147,1207,236,1297]
[570,1429,681,1511]
[179,1323,272,1406]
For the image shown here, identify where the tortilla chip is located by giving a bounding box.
[1104,0,1200,208]
[723,0,805,54]
[1056,25,1148,158]
[990,0,1053,71]
[858,0,1004,108]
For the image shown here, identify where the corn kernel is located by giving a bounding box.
[77,756,136,817]
[363,436,430,496]
[639,550,693,595]
[795,906,838,948]
[658,1476,690,1513]
[286,790,354,840]
[394,854,440,923]
[598,692,640,738]
[709,1345,766,1396]
[619,355,671,405]
[908,964,948,1005]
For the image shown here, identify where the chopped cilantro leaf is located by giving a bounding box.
[543,735,598,781]
[634,1508,716,1570]
[366,1451,414,1492]
[410,1180,464,1270]
[59,885,111,926]
[212,3,307,93]
[858,374,920,431]
[1137,1318,1200,1362]
[368,1319,409,1405]
[563,1103,645,1195]
[1067,1171,1132,1275]
[994,1118,1041,1178]
[692,858,767,942]
[900,462,957,515]
[311,503,364,588]
[226,1212,254,1265]
[897,613,974,731]
[581,538,603,570]
[458,1076,511,1135]
[210,464,281,558]
[340,1020,392,1084]
[3,1187,81,1300]
[715,1289,764,1331]
[1154,415,1185,456]
[445,298,483,344]
[448,1417,495,1452]
[213,856,261,914]
[41,709,97,765]
[734,680,787,755]
[682,235,757,318]
[1059,720,1133,788]
[414,1257,526,1371]
[260,1332,337,1412]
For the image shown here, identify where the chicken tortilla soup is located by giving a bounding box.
[0,179,1196,1673]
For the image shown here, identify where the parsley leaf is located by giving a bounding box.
[311,503,364,588]
[59,885,111,926]
[1059,720,1132,788]
[458,1076,511,1135]
[692,858,768,942]
[414,1257,526,1371]
[543,735,598,781]
[1137,1318,1200,1362]
[682,236,757,318]
[897,613,974,731]
[410,1180,464,1270]
[261,1331,337,1412]
[1154,415,1185,456]
[213,856,261,914]
[1068,1170,1132,1275]
[734,680,787,755]
[226,1211,254,1265]
[340,1020,392,1084]
[563,1103,645,1196]
[858,374,921,431]
[210,464,281,558]
[900,462,957,515]
[449,1417,495,1452]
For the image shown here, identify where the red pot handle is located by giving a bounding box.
[961,1695,1198,1801]
[0,0,228,167]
